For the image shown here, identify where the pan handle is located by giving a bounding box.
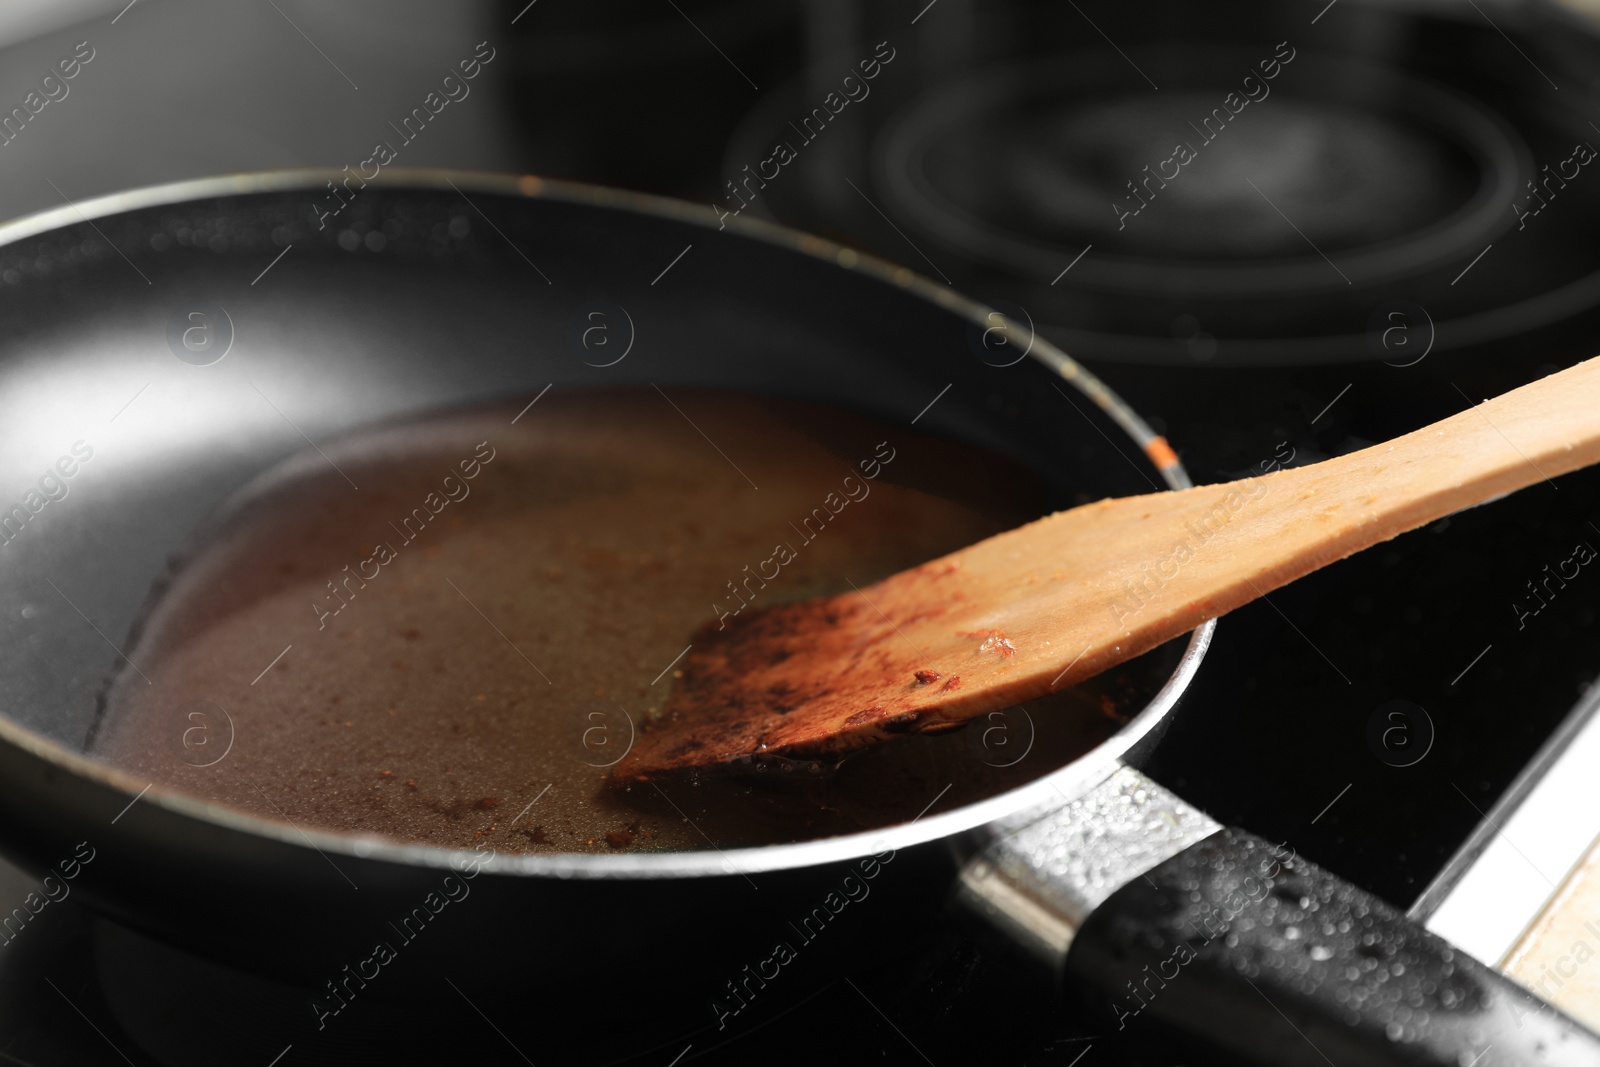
[957,764,1600,1065]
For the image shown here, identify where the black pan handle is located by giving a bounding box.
[1068,826,1599,1065]
[957,765,1600,1066]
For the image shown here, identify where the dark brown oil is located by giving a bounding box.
[90,389,1169,853]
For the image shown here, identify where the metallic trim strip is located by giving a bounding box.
[1412,678,1600,964]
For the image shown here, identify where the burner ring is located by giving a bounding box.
[875,50,1529,298]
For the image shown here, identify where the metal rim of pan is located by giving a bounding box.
[0,167,1215,880]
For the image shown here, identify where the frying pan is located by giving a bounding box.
[0,170,1589,1065]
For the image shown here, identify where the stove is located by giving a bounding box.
[3,0,1600,1064]
[725,0,1600,367]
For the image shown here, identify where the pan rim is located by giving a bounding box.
[0,166,1215,880]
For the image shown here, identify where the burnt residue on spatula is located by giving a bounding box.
[613,592,951,781]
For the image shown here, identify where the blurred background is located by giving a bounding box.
[6,0,1600,1063]
[7,0,1600,373]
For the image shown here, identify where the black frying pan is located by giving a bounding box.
[0,171,1589,1065]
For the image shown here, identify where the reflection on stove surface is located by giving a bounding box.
[0,858,1237,1066]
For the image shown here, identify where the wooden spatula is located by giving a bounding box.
[615,357,1600,782]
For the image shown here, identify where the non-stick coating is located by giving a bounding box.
[0,172,1209,1006]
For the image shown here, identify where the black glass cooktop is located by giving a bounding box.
[3,0,1600,1064]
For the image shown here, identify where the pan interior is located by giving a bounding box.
[0,173,1197,867]
[83,385,1186,854]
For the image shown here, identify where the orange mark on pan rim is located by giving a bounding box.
[1145,435,1179,471]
